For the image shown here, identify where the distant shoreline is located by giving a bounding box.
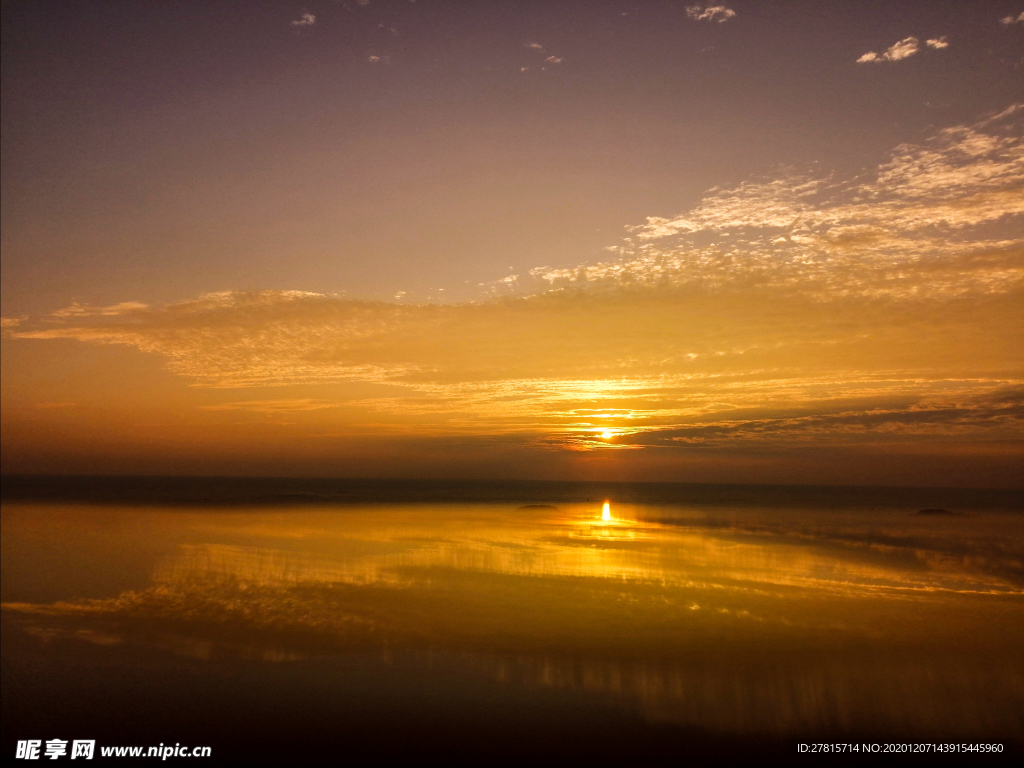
[2,474,1021,511]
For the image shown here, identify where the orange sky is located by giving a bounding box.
[2,2,1022,486]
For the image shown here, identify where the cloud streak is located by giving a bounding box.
[857,37,920,63]
[8,109,1022,463]
[685,5,737,23]
[517,105,1023,301]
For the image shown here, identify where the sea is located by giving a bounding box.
[2,476,1022,763]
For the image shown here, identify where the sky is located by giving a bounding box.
[2,0,1022,486]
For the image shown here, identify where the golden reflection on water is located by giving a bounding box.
[120,501,1019,597]
[2,500,1023,739]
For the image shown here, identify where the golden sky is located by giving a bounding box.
[2,3,1021,486]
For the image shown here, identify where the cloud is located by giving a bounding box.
[291,12,316,27]
[10,284,1021,458]
[524,43,564,66]
[520,44,569,69]
[925,37,949,49]
[198,399,343,413]
[51,301,150,318]
[648,390,1024,446]
[1,316,27,329]
[1000,12,1024,25]
[685,5,737,22]
[517,108,1023,304]
[857,37,920,63]
[8,110,1022,460]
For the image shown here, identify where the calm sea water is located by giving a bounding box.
[2,479,1022,762]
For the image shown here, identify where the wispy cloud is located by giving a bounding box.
[290,12,316,28]
[1000,12,1024,25]
[857,37,920,63]
[651,390,1024,446]
[51,301,150,318]
[9,110,1022,460]
[925,36,949,49]
[518,107,1023,303]
[198,399,343,413]
[523,42,564,66]
[685,5,737,23]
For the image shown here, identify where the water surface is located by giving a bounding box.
[2,483,1022,761]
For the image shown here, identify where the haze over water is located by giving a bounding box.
[3,480,1021,760]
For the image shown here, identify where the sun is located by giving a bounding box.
[600,430,614,440]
